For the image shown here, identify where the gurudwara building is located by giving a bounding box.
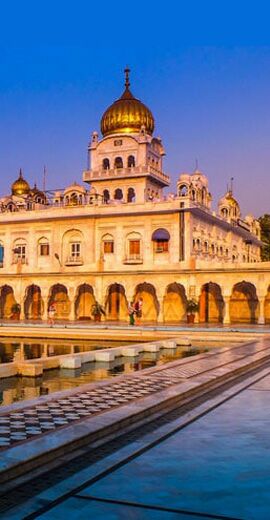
[0,69,269,325]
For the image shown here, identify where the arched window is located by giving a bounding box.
[211,244,215,255]
[103,158,110,170]
[38,237,50,257]
[13,238,27,264]
[62,229,84,265]
[114,188,123,200]
[220,246,223,255]
[196,239,201,251]
[102,233,114,254]
[179,184,188,197]
[127,187,136,203]
[152,228,170,253]
[65,196,70,205]
[70,193,78,206]
[103,189,110,204]
[191,189,196,201]
[221,207,228,218]
[204,241,208,253]
[127,155,135,168]
[114,157,123,169]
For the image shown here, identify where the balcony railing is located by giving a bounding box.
[83,165,170,186]
[123,254,143,265]
[65,256,83,266]
[12,257,28,265]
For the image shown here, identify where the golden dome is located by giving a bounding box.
[101,68,155,137]
[11,169,31,196]
[225,191,239,206]
[30,183,46,200]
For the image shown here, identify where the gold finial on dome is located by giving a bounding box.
[124,66,130,88]
[11,169,31,196]
[100,68,155,137]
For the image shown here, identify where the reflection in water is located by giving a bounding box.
[0,339,134,364]
[0,346,211,407]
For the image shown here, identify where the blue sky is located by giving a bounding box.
[0,1,270,215]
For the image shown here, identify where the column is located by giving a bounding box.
[223,296,231,325]
[41,289,49,322]
[258,297,265,325]
[68,286,76,321]
[155,287,165,324]
[12,284,23,319]
[157,303,164,323]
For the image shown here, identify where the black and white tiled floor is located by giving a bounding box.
[0,341,266,450]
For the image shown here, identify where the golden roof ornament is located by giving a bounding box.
[11,169,31,196]
[100,68,155,137]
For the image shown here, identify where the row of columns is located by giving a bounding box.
[8,282,270,325]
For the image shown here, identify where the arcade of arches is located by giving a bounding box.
[0,279,268,324]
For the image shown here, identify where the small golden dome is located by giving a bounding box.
[30,183,46,199]
[101,68,155,137]
[225,191,239,206]
[12,169,31,196]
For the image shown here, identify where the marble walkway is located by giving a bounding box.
[0,339,269,455]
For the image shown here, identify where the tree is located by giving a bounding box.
[258,214,270,261]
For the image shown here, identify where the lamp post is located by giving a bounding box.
[54,253,62,267]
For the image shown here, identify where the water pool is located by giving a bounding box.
[0,342,213,406]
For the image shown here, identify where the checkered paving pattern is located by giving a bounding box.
[0,341,266,450]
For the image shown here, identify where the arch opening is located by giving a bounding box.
[105,283,127,321]
[134,282,159,322]
[114,157,123,169]
[127,187,136,203]
[230,282,258,324]
[163,283,187,323]
[127,155,135,168]
[24,285,43,320]
[75,284,95,320]
[48,284,71,320]
[103,158,110,170]
[199,283,224,323]
[0,285,17,319]
[114,188,123,201]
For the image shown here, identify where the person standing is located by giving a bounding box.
[48,302,56,327]
[134,297,143,325]
[128,301,135,326]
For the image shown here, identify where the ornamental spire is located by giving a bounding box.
[124,66,130,89]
